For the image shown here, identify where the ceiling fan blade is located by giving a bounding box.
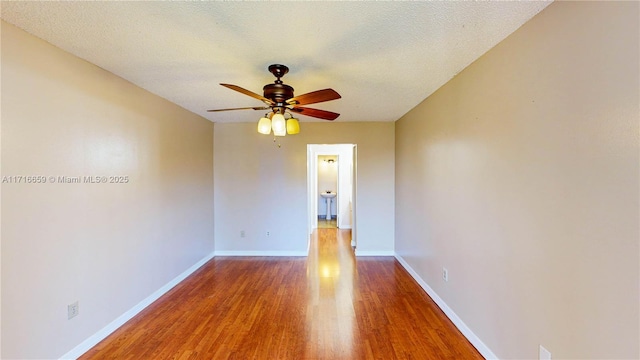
[207,106,270,112]
[220,83,274,105]
[289,106,340,121]
[286,88,341,106]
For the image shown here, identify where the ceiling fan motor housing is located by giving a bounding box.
[263,83,294,105]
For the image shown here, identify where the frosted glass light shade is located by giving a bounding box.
[286,118,300,135]
[257,117,271,134]
[272,113,286,136]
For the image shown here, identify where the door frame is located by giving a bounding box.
[307,144,357,249]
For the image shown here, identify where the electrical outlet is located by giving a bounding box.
[266,231,270,236]
[240,230,245,238]
[68,301,79,320]
[442,267,449,282]
[539,345,551,360]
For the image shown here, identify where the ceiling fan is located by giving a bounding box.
[207,64,341,132]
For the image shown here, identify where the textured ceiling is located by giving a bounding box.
[1,1,551,123]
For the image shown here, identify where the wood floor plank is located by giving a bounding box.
[80,229,483,359]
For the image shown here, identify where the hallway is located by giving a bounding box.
[81,229,482,359]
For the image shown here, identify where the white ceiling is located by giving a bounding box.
[1,1,551,123]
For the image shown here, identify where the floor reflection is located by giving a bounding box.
[305,227,356,358]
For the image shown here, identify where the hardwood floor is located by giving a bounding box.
[317,218,337,229]
[80,229,483,359]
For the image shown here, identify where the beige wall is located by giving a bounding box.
[395,2,639,359]
[214,122,394,255]
[1,22,214,359]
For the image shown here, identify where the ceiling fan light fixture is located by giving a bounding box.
[286,118,300,135]
[271,113,286,136]
[257,116,272,135]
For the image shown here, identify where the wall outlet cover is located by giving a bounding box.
[68,301,79,320]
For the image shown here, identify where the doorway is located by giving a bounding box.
[307,144,357,249]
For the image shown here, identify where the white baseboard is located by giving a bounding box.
[394,253,498,360]
[59,252,215,360]
[355,250,395,256]
[214,250,307,257]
